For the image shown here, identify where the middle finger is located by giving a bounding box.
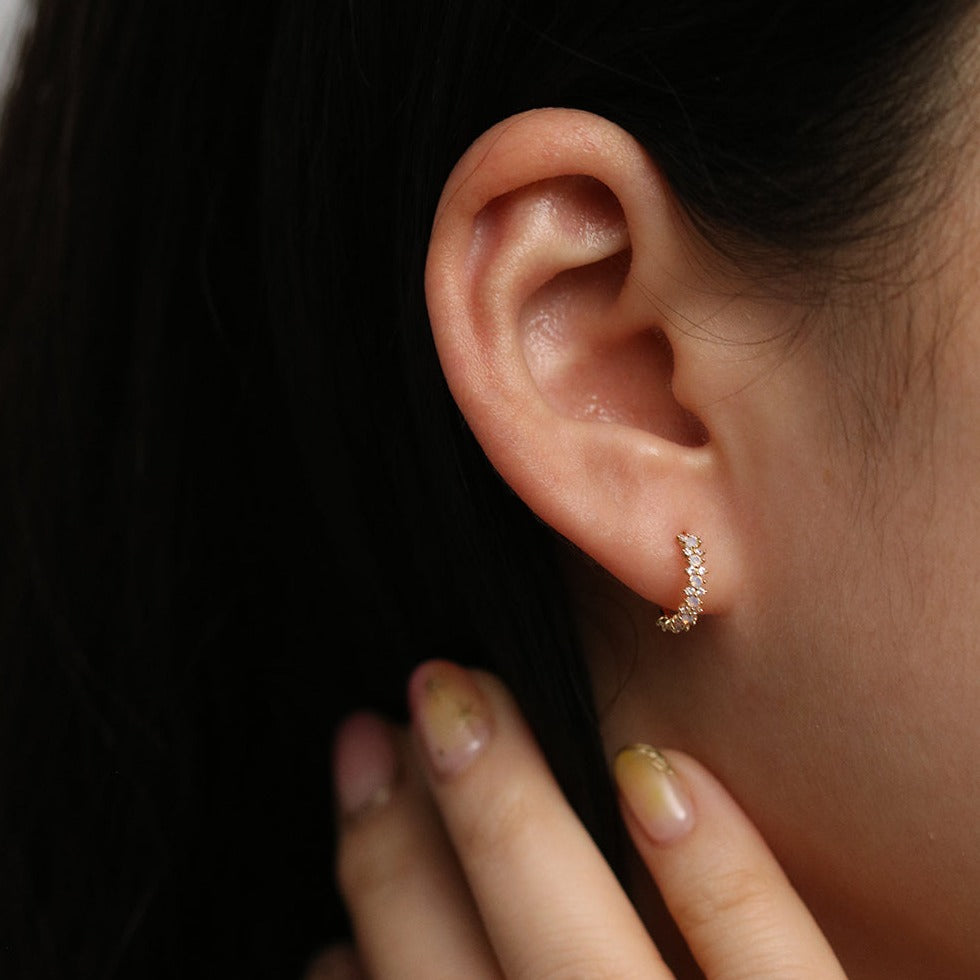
[408,660,672,980]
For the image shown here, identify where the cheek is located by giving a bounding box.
[735,336,980,942]
[743,291,979,762]
[581,297,980,957]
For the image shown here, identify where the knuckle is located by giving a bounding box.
[726,953,831,980]
[518,926,637,980]
[454,778,534,862]
[716,940,832,980]
[673,865,776,935]
[534,953,636,980]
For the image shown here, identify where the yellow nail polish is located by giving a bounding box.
[614,745,695,844]
[410,661,492,778]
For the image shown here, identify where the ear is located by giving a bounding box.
[425,109,769,617]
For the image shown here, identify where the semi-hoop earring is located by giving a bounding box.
[657,532,706,633]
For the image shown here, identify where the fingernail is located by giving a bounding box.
[614,745,695,844]
[333,713,398,817]
[409,661,492,778]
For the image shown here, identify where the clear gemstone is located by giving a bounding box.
[691,574,703,588]
[689,554,702,567]
[680,609,694,624]
[688,594,701,609]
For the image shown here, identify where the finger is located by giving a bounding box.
[333,712,500,980]
[408,660,672,980]
[614,745,847,980]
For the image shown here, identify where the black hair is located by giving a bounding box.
[0,0,972,976]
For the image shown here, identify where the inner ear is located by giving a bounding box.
[511,180,709,448]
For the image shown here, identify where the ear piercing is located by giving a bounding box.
[657,532,706,633]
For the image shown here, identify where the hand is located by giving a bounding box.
[314,660,846,979]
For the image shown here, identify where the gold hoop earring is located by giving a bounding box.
[657,532,706,633]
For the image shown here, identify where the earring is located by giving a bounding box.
[657,532,706,633]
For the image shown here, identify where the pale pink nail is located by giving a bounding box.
[333,713,397,817]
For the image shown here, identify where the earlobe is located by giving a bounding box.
[425,109,742,616]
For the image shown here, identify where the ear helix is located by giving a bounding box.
[657,533,707,633]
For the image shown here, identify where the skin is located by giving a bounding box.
[575,93,980,977]
[325,29,980,979]
[568,126,980,975]
[328,665,848,979]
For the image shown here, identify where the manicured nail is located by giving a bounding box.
[333,713,398,817]
[614,745,695,844]
[409,661,492,778]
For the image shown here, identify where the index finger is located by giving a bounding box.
[615,746,847,979]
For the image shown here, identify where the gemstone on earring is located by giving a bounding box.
[657,532,707,634]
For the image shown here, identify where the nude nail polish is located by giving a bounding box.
[614,744,695,844]
[409,661,492,778]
